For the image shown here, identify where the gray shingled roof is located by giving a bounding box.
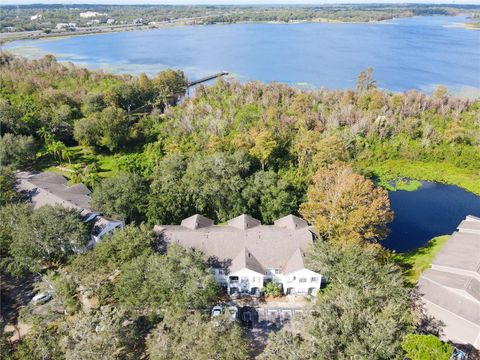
[155,214,314,274]
[228,214,261,230]
[230,248,265,274]
[418,215,480,349]
[431,231,480,275]
[16,171,92,210]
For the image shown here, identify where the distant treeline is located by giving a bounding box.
[1,4,479,32]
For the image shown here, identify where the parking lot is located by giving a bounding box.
[241,306,305,358]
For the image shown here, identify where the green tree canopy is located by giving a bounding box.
[114,244,218,313]
[91,173,149,224]
[146,311,248,360]
[401,334,453,360]
[5,205,89,276]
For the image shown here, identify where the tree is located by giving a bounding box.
[242,170,298,223]
[0,133,36,168]
[60,306,142,360]
[11,326,65,360]
[0,169,22,205]
[114,244,218,313]
[262,242,412,360]
[6,205,89,275]
[147,154,192,225]
[74,106,130,152]
[153,69,188,107]
[401,334,452,360]
[300,163,393,245]
[147,152,251,225]
[91,173,149,224]
[249,129,277,170]
[146,311,248,360]
[70,225,155,293]
[357,67,377,94]
[313,135,349,168]
[0,204,32,274]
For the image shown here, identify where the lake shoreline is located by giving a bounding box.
[0,16,409,46]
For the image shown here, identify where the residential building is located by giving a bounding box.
[55,23,76,30]
[80,11,106,18]
[154,214,322,296]
[418,215,480,349]
[16,171,123,248]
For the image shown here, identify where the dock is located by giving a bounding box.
[188,71,229,87]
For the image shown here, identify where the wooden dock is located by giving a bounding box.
[188,71,229,87]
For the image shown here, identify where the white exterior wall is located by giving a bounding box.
[213,268,264,294]
[282,269,322,296]
[212,267,321,296]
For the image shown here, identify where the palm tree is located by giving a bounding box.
[37,127,53,145]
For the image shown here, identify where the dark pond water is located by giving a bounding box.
[3,15,480,95]
[384,182,480,252]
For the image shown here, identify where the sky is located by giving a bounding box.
[3,0,480,4]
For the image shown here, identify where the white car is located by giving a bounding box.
[211,305,223,318]
[227,306,238,321]
[31,291,52,305]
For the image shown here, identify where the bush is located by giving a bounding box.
[262,281,282,298]
[402,334,452,360]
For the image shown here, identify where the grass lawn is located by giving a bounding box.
[356,159,480,195]
[394,235,450,284]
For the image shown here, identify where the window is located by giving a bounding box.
[292,276,297,281]
[275,269,282,274]
[229,276,239,281]
[311,277,318,283]
[299,278,307,283]
[218,269,225,275]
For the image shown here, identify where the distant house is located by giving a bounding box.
[16,171,123,249]
[55,23,76,30]
[106,18,115,25]
[154,214,322,296]
[418,215,480,349]
[30,14,43,21]
[80,11,106,18]
[132,18,145,25]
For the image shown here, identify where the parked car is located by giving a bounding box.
[31,291,52,305]
[211,305,223,318]
[227,305,238,321]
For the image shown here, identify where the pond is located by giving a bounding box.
[384,182,480,252]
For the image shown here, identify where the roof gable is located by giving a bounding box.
[274,214,308,230]
[227,214,261,230]
[284,248,305,274]
[181,214,214,230]
[231,248,264,274]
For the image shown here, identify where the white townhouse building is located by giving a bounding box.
[154,214,322,296]
[16,171,123,248]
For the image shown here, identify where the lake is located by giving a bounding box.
[385,182,480,252]
[3,15,480,95]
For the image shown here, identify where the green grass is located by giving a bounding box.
[394,235,450,284]
[37,145,127,184]
[356,159,480,195]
